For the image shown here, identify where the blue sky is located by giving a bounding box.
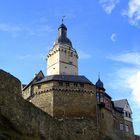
[0,0,140,134]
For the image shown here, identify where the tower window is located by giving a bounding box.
[66,82,69,87]
[38,85,41,89]
[80,83,84,87]
[74,83,78,87]
[96,93,100,102]
[59,82,63,86]
[69,61,72,65]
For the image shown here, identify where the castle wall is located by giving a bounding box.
[30,81,97,118]
[22,85,32,99]
[53,90,96,118]
[30,82,55,116]
[0,69,21,95]
[0,70,136,140]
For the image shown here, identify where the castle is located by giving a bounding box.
[22,21,136,140]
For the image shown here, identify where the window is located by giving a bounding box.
[100,94,104,103]
[80,83,84,88]
[96,93,100,102]
[125,112,128,117]
[129,113,131,118]
[101,113,104,119]
[59,82,63,86]
[70,52,73,57]
[74,83,78,87]
[69,61,72,65]
[125,125,129,132]
[113,120,117,129]
[66,82,69,87]
[120,123,124,131]
[38,85,41,89]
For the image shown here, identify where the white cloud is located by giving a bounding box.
[122,0,140,26]
[17,53,46,60]
[128,71,140,106]
[99,0,119,14]
[109,52,140,65]
[0,23,53,37]
[109,52,140,107]
[110,33,117,42]
[78,50,92,59]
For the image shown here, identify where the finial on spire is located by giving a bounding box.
[62,16,65,23]
[98,72,100,79]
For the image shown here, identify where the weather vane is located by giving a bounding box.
[62,16,65,23]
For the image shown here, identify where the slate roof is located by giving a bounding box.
[22,70,44,91]
[111,101,123,113]
[34,75,93,85]
[104,92,112,99]
[96,78,104,88]
[54,23,72,47]
[113,99,128,109]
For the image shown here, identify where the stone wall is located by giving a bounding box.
[0,69,137,140]
[31,91,54,116]
[30,81,97,118]
[0,70,54,139]
[0,69,21,95]
[53,91,97,118]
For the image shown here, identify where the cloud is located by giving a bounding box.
[0,23,23,32]
[99,0,119,14]
[17,53,46,60]
[110,33,117,42]
[109,52,140,65]
[122,0,140,26]
[128,71,140,106]
[0,22,53,37]
[109,52,140,107]
[78,50,92,59]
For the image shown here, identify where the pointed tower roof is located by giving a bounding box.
[96,78,104,88]
[54,19,72,47]
[95,76,105,91]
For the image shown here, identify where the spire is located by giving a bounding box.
[58,17,67,37]
[98,72,100,80]
[95,74,105,91]
[54,18,72,46]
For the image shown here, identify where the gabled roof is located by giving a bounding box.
[34,75,93,85]
[22,70,44,91]
[104,92,112,99]
[111,101,123,113]
[113,99,132,113]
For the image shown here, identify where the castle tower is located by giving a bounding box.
[47,22,78,75]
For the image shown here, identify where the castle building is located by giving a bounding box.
[22,21,135,140]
